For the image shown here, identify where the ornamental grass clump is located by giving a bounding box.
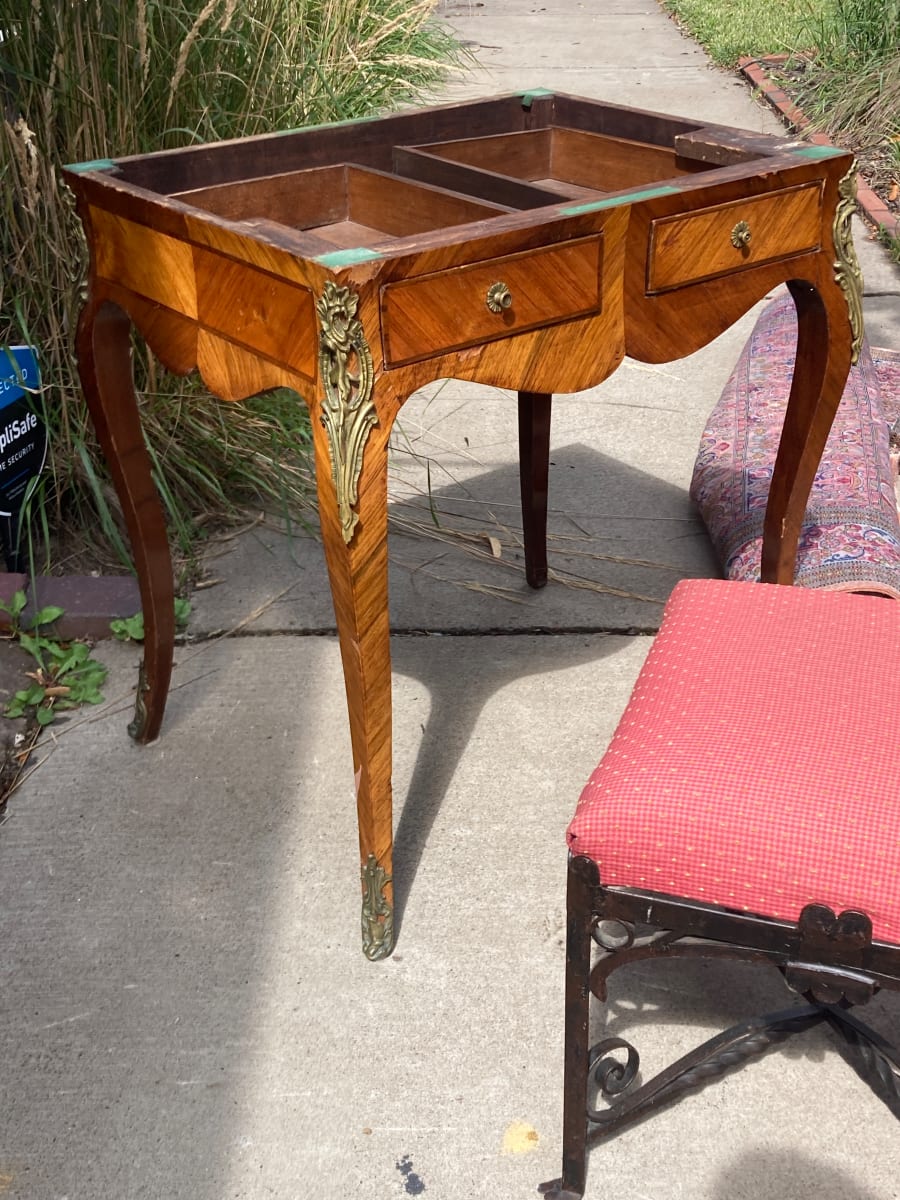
[792,0,900,238]
[795,0,900,147]
[1,0,462,570]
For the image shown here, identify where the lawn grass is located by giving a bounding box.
[662,0,826,67]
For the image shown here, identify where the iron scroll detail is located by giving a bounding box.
[361,853,394,961]
[583,1007,824,1136]
[833,164,864,366]
[316,282,378,545]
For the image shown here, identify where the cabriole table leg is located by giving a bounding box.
[311,375,397,960]
[761,272,856,585]
[75,297,175,743]
[762,163,862,584]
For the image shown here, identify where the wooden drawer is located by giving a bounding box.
[380,235,603,367]
[647,182,823,293]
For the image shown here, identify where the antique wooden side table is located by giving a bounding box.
[64,90,861,959]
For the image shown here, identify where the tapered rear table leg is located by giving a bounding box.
[76,298,175,743]
[518,391,552,588]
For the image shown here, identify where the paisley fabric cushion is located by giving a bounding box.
[567,578,900,943]
[690,292,900,598]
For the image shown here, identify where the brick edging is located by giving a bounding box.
[0,572,140,639]
[739,55,899,240]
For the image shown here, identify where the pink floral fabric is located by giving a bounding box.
[878,347,900,475]
[690,293,900,598]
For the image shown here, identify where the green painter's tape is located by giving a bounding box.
[316,247,383,268]
[277,113,381,136]
[560,184,680,215]
[519,88,555,109]
[64,158,118,174]
[791,144,845,160]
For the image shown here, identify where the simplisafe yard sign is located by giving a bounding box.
[0,346,47,570]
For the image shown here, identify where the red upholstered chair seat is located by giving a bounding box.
[567,578,900,944]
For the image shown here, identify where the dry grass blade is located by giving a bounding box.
[545,568,663,604]
[388,505,668,604]
[459,581,528,602]
[166,0,222,119]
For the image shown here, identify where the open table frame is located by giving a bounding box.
[64,90,862,959]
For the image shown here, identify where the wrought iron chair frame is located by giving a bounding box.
[541,853,900,1199]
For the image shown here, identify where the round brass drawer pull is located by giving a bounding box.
[731,220,752,249]
[486,281,513,313]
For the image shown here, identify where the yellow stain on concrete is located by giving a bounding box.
[0,1172,14,1193]
[501,1121,540,1155]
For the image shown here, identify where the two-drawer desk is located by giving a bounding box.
[64,90,861,959]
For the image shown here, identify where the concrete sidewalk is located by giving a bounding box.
[2,4,899,1198]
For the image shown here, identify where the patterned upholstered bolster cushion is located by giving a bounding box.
[567,578,900,943]
[690,292,900,598]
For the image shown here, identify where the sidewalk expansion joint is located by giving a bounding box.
[186,625,659,640]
